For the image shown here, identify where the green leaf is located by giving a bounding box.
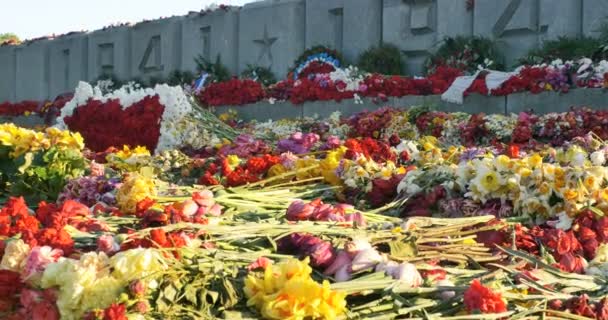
[184,284,198,306]
[388,238,417,258]
[163,284,178,301]
[588,206,605,217]
[17,152,34,173]
[140,166,156,178]
[201,290,220,306]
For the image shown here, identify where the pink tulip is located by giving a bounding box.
[324,250,353,276]
[286,200,315,221]
[345,239,373,258]
[129,280,147,297]
[192,190,215,209]
[335,265,352,282]
[97,234,119,255]
[207,204,223,217]
[180,200,199,218]
[335,203,354,214]
[345,212,367,227]
[247,257,273,271]
[351,248,382,272]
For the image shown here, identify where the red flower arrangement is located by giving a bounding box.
[0,197,81,256]
[197,154,280,187]
[367,174,405,208]
[460,113,489,146]
[64,95,164,152]
[0,100,40,117]
[346,107,400,138]
[295,61,337,80]
[197,79,266,106]
[344,138,395,163]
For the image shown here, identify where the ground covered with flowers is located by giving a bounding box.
[5,81,608,320]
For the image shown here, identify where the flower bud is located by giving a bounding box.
[129,280,147,298]
[286,200,315,221]
[393,263,423,287]
[134,301,149,314]
[97,235,119,255]
[437,279,456,300]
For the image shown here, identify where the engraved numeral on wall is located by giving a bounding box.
[98,43,114,76]
[62,49,70,91]
[493,0,540,37]
[329,8,344,51]
[201,27,211,61]
[139,35,163,73]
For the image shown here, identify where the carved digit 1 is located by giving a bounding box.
[62,49,70,91]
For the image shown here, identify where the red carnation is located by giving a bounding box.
[103,303,128,320]
[463,279,507,314]
[35,228,75,256]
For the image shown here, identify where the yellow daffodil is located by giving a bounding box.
[244,258,346,320]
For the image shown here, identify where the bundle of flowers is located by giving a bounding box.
[0,100,40,117]
[11,98,608,319]
[57,81,238,153]
[197,78,266,106]
[192,57,608,107]
[0,124,86,203]
[0,94,73,119]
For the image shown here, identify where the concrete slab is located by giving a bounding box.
[87,26,132,82]
[305,0,382,63]
[583,0,608,37]
[130,17,183,81]
[506,89,608,114]
[181,9,240,74]
[15,40,50,101]
[383,0,438,76]
[238,0,306,77]
[425,94,507,114]
[437,0,473,39]
[0,46,16,102]
[48,33,88,99]
[475,0,583,67]
[301,98,387,119]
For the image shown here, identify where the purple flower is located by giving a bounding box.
[320,135,342,151]
[459,148,483,162]
[276,132,320,154]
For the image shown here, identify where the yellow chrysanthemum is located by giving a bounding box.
[116,174,156,214]
[295,158,322,180]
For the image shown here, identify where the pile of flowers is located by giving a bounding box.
[7,81,608,319]
[57,81,237,153]
[0,95,72,118]
[191,58,608,107]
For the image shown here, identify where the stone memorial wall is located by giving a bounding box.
[0,0,606,102]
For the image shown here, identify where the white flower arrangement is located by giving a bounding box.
[56,81,206,153]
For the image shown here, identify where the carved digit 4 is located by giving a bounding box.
[139,35,163,73]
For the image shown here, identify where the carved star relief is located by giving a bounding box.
[253,25,278,67]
